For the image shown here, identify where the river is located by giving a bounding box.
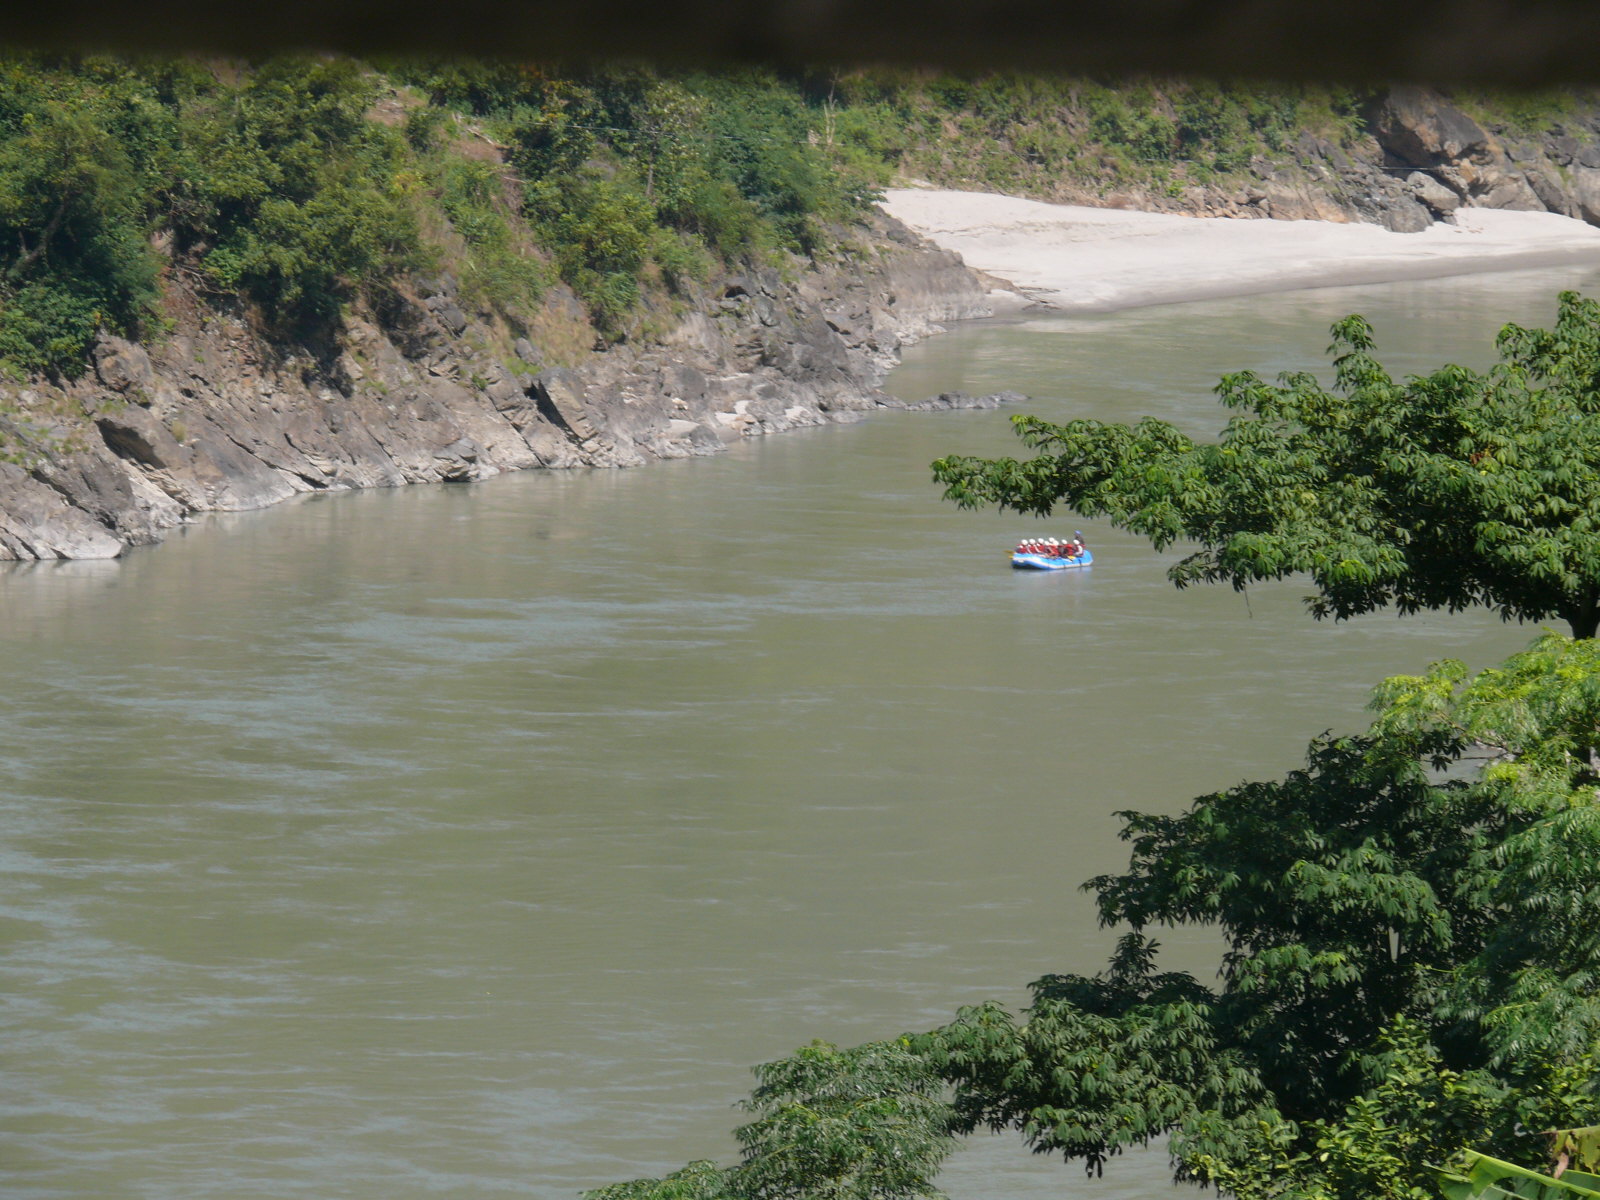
[5,263,1600,1199]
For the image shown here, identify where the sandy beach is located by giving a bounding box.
[879,187,1600,312]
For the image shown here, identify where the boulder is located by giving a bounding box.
[95,406,184,469]
[531,369,599,442]
[1573,167,1600,224]
[1407,170,1461,215]
[91,336,155,397]
[0,462,124,559]
[1473,169,1545,210]
[1374,86,1495,166]
[32,449,179,546]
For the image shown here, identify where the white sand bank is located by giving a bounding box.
[879,188,1600,312]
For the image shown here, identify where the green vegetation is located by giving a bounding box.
[917,633,1600,1194]
[816,71,1369,197]
[591,634,1600,1198]
[390,62,874,337]
[1444,1143,1600,1200]
[0,55,886,376]
[591,299,1600,1197]
[0,54,426,374]
[1452,88,1599,139]
[425,154,552,324]
[0,55,1507,387]
[0,55,1584,383]
[0,57,164,377]
[589,1040,954,1200]
[935,292,1600,638]
[173,58,424,332]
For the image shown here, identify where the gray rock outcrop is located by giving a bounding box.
[0,211,997,560]
[1024,86,1600,235]
[1324,85,1600,231]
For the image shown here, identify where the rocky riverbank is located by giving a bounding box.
[1005,86,1600,235]
[9,81,1600,563]
[0,212,1001,561]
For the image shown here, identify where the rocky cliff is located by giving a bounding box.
[1084,86,1600,233]
[0,212,996,561]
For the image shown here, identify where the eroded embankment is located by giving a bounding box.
[0,213,1007,561]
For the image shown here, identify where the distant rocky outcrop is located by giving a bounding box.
[1044,85,1600,235]
[0,212,995,560]
[1369,87,1546,221]
[1370,85,1600,227]
[1247,86,1600,233]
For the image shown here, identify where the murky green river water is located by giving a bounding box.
[6,263,1600,1199]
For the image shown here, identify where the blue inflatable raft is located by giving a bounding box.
[1011,548,1093,571]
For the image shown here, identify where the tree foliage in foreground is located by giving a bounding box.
[933,292,1600,637]
[592,635,1600,1198]
[916,633,1600,1196]
[587,1040,955,1200]
[1443,1136,1600,1200]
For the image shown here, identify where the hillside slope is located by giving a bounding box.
[0,208,993,558]
[5,63,1600,560]
[844,76,1600,232]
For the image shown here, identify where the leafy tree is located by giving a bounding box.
[586,1040,955,1200]
[389,58,542,116]
[933,293,1600,637]
[734,1040,955,1200]
[537,177,656,338]
[1441,1128,1600,1200]
[1184,1020,1501,1200]
[695,72,853,255]
[589,1160,740,1200]
[912,633,1600,1194]
[169,57,424,331]
[590,72,708,214]
[0,65,160,375]
[592,636,1600,1198]
[505,79,601,185]
[915,936,1268,1177]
